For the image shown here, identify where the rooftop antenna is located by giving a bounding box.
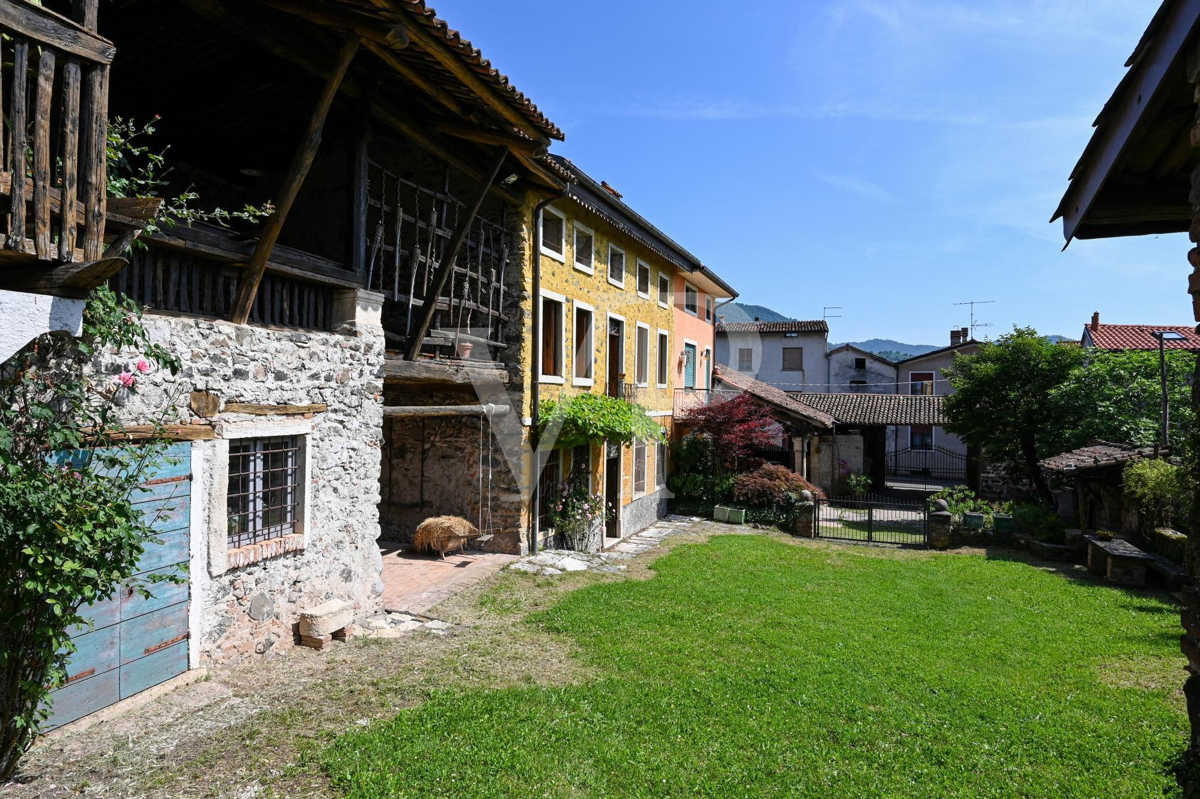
[823,306,842,321]
[953,300,995,338]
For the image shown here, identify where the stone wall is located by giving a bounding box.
[104,311,385,666]
[622,488,669,538]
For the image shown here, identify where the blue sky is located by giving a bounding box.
[452,0,1182,345]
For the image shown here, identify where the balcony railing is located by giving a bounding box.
[672,387,740,418]
[0,4,114,264]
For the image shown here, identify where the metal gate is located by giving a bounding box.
[886,445,967,489]
[44,443,192,730]
[815,494,928,546]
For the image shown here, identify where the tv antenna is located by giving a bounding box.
[953,300,994,338]
[823,306,842,321]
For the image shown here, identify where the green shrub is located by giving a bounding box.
[1011,503,1066,543]
[846,471,872,497]
[733,464,823,507]
[929,485,1012,528]
[1123,458,1191,532]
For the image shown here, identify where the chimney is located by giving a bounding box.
[950,329,962,346]
[1090,311,1100,331]
[960,326,969,342]
[754,316,760,322]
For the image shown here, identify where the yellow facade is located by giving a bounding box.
[517,193,677,526]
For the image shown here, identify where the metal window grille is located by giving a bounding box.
[656,440,667,486]
[538,449,561,521]
[633,440,647,494]
[227,436,300,549]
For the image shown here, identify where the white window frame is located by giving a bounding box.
[636,259,652,300]
[634,321,651,387]
[683,281,699,316]
[572,220,594,275]
[657,271,670,309]
[908,370,936,396]
[539,206,566,263]
[606,311,626,387]
[656,328,670,388]
[538,289,567,385]
[704,295,713,321]
[572,299,595,387]
[607,243,626,289]
[207,419,313,577]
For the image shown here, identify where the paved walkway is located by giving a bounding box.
[379,540,518,615]
[511,516,701,576]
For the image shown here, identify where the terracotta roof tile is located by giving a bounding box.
[1040,440,1165,474]
[791,393,947,426]
[711,366,834,429]
[715,320,828,334]
[1085,323,1200,351]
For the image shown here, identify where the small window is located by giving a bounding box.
[637,261,651,298]
[854,357,867,370]
[608,244,625,287]
[574,303,594,384]
[540,293,564,382]
[684,283,698,315]
[228,436,300,549]
[658,272,670,308]
[850,380,867,393]
[538,448,562,521]
[635,324,650,386]
[540,208,565,261]
[782,347,804,372]
[737,348,753,371]
[656,439,667,487]
[910,425,934,450]
[910,371,935,396]
[633,439,646,494]
[656,330,669,387]
[704,296,713,322]
[573,222,594,274]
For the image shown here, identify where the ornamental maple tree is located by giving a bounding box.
[681,393,779,472]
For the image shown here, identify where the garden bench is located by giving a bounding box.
[1085,535,1154,587]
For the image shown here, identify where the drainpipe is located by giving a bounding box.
[528,190,567,554]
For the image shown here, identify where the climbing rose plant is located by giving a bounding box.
[543,473,613,551]
[0,287,180,779]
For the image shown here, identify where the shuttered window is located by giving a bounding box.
[782,347,804,372]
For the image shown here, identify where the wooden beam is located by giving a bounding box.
[0,256,127,298]
[221,402,328,415]
[101,424,215,442]
[229,35,360,325]
[382,356,511,385]
[351,76,376,276]
[0,0,114,63]
[383,403,510,418]
[362,39,463,115]
[58,57,81,262]
[32,47,55,260]
[404,148,507,360]
[433,120,548,156]
[399,15,549,144]
[262,0,408,47]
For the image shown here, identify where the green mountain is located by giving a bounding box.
[718,302,795,324]
[840,338,940,361]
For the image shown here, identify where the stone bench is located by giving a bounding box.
[1085,535,1154,587]
[299,598,354,650]
[1148,554,1189,591]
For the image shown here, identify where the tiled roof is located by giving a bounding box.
[384,1,563,141]
[791,393,947,426]
[715,320,828,334]
[711,366,834,429]
[826,343,896,365]
[894,340,979,365]
[1084,323,1200,351]
[1040,440,1165,474]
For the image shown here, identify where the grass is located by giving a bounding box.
[322,534,1187,798]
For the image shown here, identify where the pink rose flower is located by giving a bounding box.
[116,372,136,389]
[135,358,152,374]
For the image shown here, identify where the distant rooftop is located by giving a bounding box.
[715,320,828,335]
[792,393,947,427]
[1082,312,1200,351]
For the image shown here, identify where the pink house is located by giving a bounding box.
[673,267,736,392]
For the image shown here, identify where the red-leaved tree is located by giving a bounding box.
[681,393,779,471]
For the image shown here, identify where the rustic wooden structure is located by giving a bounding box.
[1052,0,1200,758]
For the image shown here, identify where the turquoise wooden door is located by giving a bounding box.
[683,343,697,388]
[45,443,192,730]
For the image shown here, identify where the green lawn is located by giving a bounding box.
[324,535,1186,798]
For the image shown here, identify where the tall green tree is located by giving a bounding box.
[943,327,1084,505]
[1051,349,1195,452]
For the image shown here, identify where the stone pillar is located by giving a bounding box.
[929,499,952,550]
[795,490,815,538]
[332,288,385,336]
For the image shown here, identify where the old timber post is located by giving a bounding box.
[230,36,360,325]
[1182,45,1200,757]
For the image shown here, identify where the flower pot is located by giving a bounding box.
[456,341,475,360]
[963,512,985,530]
[992,514,1014,533]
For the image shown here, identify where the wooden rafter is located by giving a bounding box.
[229,35,361,325]
[262,0,408,47]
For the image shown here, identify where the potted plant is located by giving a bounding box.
[963,511,985,530]
[992,512,1014,533]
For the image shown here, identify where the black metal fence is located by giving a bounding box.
[886,445,967,488]
[815,494,928,546]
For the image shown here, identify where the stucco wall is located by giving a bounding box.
[673,272,717,390]
[895,344,978,456]
[825,348,897,394]
[105,313,385,665]
[0,289,86,363]
[714,330,828,392]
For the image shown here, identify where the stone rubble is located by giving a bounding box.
[507,516,700,576]
[359,610,454,639]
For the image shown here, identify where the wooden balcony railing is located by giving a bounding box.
[0,1,113,265]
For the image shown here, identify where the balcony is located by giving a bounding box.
[672,387,739,418]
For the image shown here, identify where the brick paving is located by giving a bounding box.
[379,541,518,615]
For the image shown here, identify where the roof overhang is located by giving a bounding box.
[1054,0,1200,243]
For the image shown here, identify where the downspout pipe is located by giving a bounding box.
[528,190,567,554]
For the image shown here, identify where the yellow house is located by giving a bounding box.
[523,156,723,547]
